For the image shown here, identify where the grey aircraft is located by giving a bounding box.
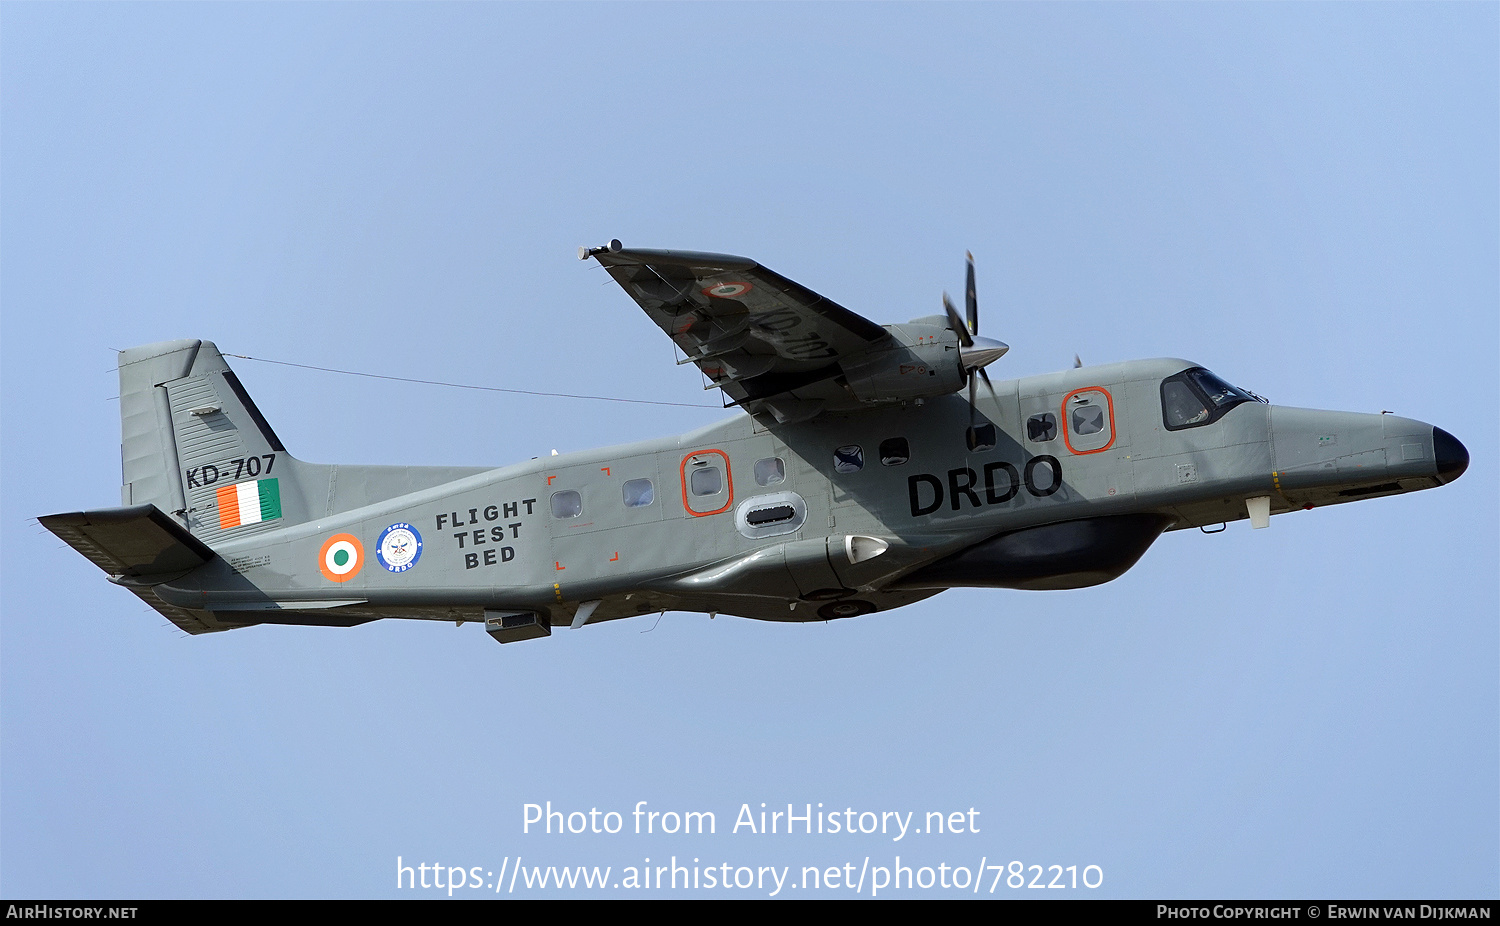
[43,242,1470,643]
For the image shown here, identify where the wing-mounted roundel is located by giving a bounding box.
[586,243,1017,422]
[587,245,894,420]
[703,281,753,299]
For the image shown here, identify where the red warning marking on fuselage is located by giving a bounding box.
[600,467,610,476]
[555,561,565,571]
[609,551,619,562]
[546,475,556,485]
[702,282,752,299]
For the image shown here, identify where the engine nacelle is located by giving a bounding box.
[841,322,966,403]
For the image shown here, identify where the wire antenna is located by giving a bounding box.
[224,354,721,409]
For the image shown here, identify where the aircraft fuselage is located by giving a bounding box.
[136,355,1464,635]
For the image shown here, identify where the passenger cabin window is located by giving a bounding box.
[689,466,722,496]
[1161,368,1256,431]
[1072,404,1104,435]
[622,478,654,508]
[550,490,582,519]
[966,424,996,452]
[879,438,909,466]
[682,450,732,516]
[1027,413,1057,442]
[754,457,785,486]
[833,445,864,474]
[1064,388,1115,454]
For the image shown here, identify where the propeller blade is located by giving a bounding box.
[942,292,973,348]
[972,370,984,435]
[965,251,978,337]
[1073,354,1083,369]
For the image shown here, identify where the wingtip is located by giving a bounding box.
[578,239,624,260]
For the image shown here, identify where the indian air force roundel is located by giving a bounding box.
[376,523,423,573]
[319,533,364,582]
[702,281,752,299]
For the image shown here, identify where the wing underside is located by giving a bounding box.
[591,247,893,422]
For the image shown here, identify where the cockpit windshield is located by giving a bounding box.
[1188,369,1254,408]
[1160,368,1263,430]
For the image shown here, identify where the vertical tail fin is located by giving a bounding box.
[119,340,296,543]
[119,339,492,547]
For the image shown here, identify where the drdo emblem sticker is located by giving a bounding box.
[318,533,364,583]
[376,522,423,573]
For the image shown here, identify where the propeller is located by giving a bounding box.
[965,250,978,339]
[943,252,1008,442]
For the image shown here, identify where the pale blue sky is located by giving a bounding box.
[3,3,1495,898]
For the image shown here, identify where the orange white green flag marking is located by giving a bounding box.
[216,478,282,529]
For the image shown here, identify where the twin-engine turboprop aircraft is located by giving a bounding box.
[42,242,1469,643]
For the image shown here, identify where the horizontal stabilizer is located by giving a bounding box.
[40,504,215,579]
[40,505,239,635]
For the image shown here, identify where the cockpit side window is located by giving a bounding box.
[1161,368,1255,430]
[1162,380,1211,428]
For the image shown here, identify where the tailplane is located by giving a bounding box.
[38,504,237,634]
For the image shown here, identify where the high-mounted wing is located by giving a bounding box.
[586,244,897,422]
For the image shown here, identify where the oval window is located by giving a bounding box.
[734,491,807,539]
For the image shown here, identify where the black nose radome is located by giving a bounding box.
[1433,427,1469,484]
